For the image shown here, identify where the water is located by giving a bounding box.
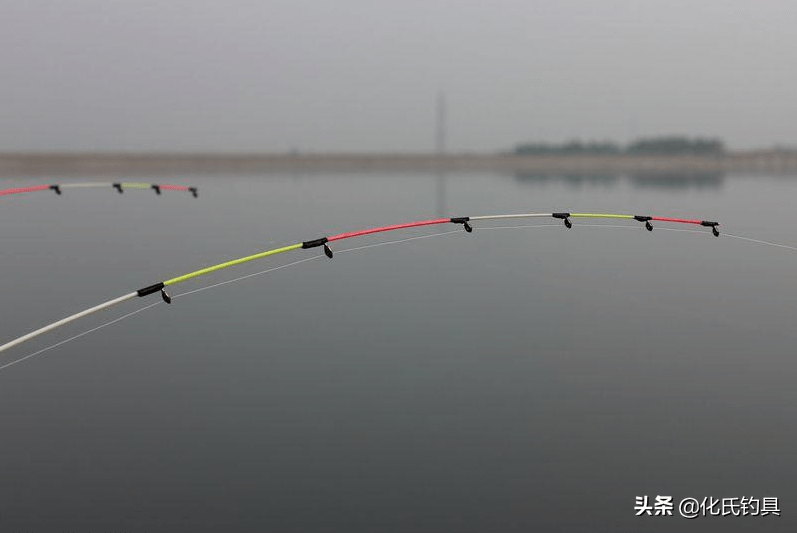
[1,171,795,532]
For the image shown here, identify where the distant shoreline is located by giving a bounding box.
[2,152,796,176]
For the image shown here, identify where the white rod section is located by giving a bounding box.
[59,183,114,188]
[469,213,552,221]
[0,292,138,354]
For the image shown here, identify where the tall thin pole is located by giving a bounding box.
[435,92,447,216]
[436,92,446,154]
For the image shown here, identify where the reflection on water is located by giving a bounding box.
[435,170,446,217]
[515,173,620,187]
[515,171,725,190]
[629,171,725,189]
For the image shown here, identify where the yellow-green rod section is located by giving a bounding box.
[164,243,303,286]
[570,213,634,219]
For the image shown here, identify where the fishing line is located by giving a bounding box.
[0,231,459,371]
[0,229,464,372]
[0,212,727,357]
[0,302,161,372]
[5,223,794,373]
[720,233,797,253]
[175,228,465,299]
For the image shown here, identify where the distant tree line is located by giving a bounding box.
[515,136,725,156]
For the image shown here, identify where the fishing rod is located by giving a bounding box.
[1,182,198,198]
[0,211,719,355]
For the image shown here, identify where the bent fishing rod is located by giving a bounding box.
[1,182,198,198]
[0,211,719,355]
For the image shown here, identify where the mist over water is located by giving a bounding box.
[1,171,796,532]
[4,1,797,152]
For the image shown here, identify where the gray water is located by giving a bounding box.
[1,171,795,532]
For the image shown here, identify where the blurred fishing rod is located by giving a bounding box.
[0,211,719,355]
[1,182,198,198]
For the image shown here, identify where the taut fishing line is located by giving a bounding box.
[2,222,795,373]
[1,210,724,355]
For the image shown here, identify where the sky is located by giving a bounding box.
[1,0,795,153]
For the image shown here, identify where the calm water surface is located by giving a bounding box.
[1,171,795,532]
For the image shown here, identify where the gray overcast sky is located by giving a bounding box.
[1,0,795,152]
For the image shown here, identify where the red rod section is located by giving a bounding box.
[158,184,191,191]
[0,185,51,197]
[328,218,451,242]
[651,216,704,225]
